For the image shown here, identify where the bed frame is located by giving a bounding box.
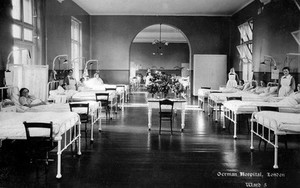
[46,80,64,102]
[197,87,212,111]
[0,112,82,179]
[223,103,253,139]
[250,112,299,169]
[55,118,81,178]
[207,91,223,121]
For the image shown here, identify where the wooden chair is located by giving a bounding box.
[256,106,287,151]
[95,93,111,119]
[69,103,90,138]
[23,121,57,165]
[159,99,174,135]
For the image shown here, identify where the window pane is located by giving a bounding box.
[12,46,30,64]
[12,47,21,64]
[23,0,33,24]
[12,24,22,39]
[12,0,21,20]
[71,20,80,41]
[24,28,33,41]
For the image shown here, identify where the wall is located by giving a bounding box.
[0,0,15,86]
[91,16,231,84]
[45,0,91,73]
[130,43,189,71]
[231,0,300,84]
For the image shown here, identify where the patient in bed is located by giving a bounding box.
[84,73,104,90]
[267,84,300,105]
[250,80,268,94]
[19,88,46,107]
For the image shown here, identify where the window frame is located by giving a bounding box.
[71,16,83,80]
[236,19,253,81]
[11,0,34,65]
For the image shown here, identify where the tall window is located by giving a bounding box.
[71,17,82,80]
[236,19,253,81]
[11,0,34,65]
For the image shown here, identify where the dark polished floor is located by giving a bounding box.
[1,93,300,188]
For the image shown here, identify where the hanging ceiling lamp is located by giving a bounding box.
[152,24,168,56]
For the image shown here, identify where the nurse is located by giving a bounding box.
[278,67,295,97]
[63,69,77,90]
[226,68,239,88]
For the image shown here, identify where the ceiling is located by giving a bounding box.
[132,24,187,43]
[72,0,254,16]
[71,0,254,43]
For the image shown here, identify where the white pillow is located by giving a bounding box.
[57,86,65,94]
[269,87,278,94]
[8,86,20,106]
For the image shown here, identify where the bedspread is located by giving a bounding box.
[26,101,100,114]
[71,90,116,101]
[0,112,80,140]
[223,100,300,114]
[254,111,300,133]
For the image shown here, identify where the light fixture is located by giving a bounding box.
[52,54,68,80]
[284,53,300,67]
[83,59,99,78]
[260,55,277,78]
[152,24,168,56]
[260,55,276,67]
[6,48,31,72]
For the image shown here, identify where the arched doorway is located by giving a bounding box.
[129,24,191,93]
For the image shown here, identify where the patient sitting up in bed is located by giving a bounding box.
[285,83,300,103]
[266,84,300,105]
[250,80,268,94]
[19,88,46,107]
[84,73,104,90]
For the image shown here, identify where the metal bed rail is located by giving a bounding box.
[250,112,298,169]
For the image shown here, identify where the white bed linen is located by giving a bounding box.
[254,111,300,133]
[71,90,116,101]
[27,101,100,114]
[0,112,80,140]
[209,91,268,103]
[25,101,102,139]
[198,88,237,98]
[223,100,300,114]
[48,89,77,103]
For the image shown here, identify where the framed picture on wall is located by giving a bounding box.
[291,30,300,46]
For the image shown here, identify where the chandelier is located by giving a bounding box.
[152,24,168,56]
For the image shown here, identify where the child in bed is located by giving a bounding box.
[19,88,47,107]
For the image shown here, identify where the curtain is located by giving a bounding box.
[8,64,48,101]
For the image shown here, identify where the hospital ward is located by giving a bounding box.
[1,0,300,187]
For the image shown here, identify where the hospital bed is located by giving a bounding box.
[47,81,125,112]
[27,101,102,139]
[1,86,102,138]
[197,87,237,111]
[250,111,300,169]
[0,111,81,179]
[71,89,118,118]
[207,91,264,121]
[222,100,300,139]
